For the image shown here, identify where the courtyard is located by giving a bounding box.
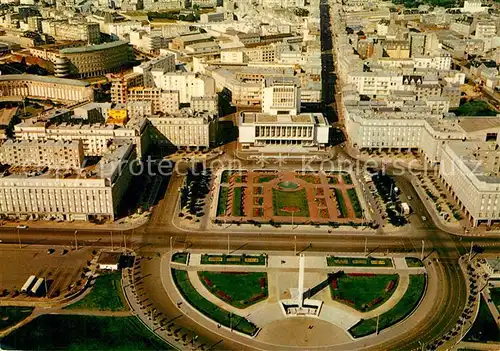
[215,169,366,225]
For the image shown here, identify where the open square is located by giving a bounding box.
[215,169,367,225]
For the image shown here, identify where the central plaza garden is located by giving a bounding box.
[215,169,367,225]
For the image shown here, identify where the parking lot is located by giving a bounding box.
[0,246,93,299]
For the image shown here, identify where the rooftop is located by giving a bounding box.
[0,74,90,87]
[60,40,128,54]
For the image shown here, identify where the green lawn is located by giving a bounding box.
[490,288,500,312]
[465,296,500,342]
[66,272,128,312]
[342,174,353,185]
[0,306,33,331]
[216,187,229,216]
[171,252,189,264]
[328,176,339,184]
[347,188,363,218]
[349,274,426,338]
[171,269,258,336]
[232,187,244,216]
[296,175,319,184]
[254,175,276,183]
[0,315,171,350]
[198,271,268,309]
[272,188,310,217]
[327,256,393,267]
[334,189,348,218]
[405,257,424,268]
[330,274,399,312]
[221,170,235,183]
[455,100,497,116]
[200,254,266,266]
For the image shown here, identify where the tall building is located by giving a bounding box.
[262,78,300,116]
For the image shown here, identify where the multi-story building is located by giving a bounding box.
[0,139,84,169]
[110,72,144,104]
[0,75,94,102]
[262,78,300,116]
[55,41,132,78]
[133,53,176,87]
[41,20,101,44]
[440,140,500,227]
[191,0,217,7]
[0,142,135,221]
[127,87,180,114]
[191,95,218,115]
[239,112,330,150]
[14,107,149,157]
[150,72,215,104]
[148,114,212,148]
[141,0,182,11]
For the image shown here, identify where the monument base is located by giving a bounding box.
[280,299,323,317]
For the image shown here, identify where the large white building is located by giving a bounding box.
[14,105,149,157]
[0,142,135,221]
[148,114,213,148]
[262,78,300,116]
[440,140,500,227]
[0,139,84,169]
[239,112,329,150]
[150,72,215,104]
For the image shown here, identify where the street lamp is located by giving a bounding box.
[74,230,78,251]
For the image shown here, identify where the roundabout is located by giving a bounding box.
[162,251,433,349]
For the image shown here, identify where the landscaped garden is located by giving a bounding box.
[0,315,169,350]
[198,271,268,308]
[334,189,348,218]
[172,269,258,336]
[216,187,229,216]
[66,272,128,312]
[349,274,426,338]
[327,256,393,267]
[272,188,310,217]
[172,252,189,264]
[232,187,244,216]
[215,169,367,226]
[200,254,266,266]
[347,188,363,218]
[405,257,424,268]
[329,273,399,312]
[0,306,34,331]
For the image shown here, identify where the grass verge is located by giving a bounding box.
[172,269,258,336]
[405,257,424,268]
[349,274,426,338]
[216,187,229,216]
[200,254,266,266]
[171,252,189,264]
[327,256,393,267]
[65,272,128,312]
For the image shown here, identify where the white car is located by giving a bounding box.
[16,225,28,229]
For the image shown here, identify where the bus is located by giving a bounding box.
[30,278,44,296]
[21,275,37,293]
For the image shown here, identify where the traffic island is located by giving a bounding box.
[197,271,268,309]
[171,269,259,337]
[329,273,399,312]
[200,254,266,266]
[327,256,393,268]
[348,274,427,338]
